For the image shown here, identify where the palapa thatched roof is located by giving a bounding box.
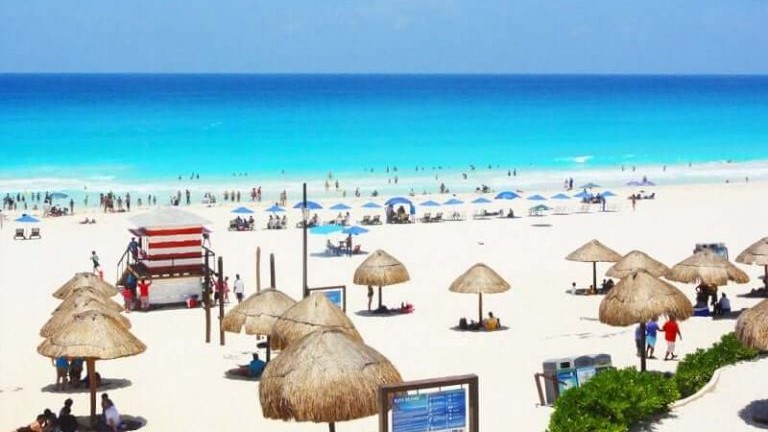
[270,292,362,351]
[353,249,410,286]
[37,310,146,359]
[41,300,130,337]
[565,239,622,263]
[449,263,510,294]
[606,250,670,279]
[736,237,768,266]
[666,250,750,286]
[599,269,693,326]
[53,273,118,299]
[735,298,768,350]
[260,330,402,423]
[54,289,124,313]
[222,288,297,335]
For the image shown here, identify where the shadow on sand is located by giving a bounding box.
[40,378,132,394]
[739,399,768,429]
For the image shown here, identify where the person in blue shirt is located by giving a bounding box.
[646,317,660,359]
[237,353,266,378]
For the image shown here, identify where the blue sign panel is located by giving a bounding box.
[323,289,343,309]
[393,389,466,432]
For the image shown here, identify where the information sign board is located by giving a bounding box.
[392,388,466,432]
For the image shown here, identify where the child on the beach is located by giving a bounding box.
[662,316,682,360]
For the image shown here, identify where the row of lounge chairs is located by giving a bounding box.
[360,215,382,225]
[14,227,41,240]
[228,218,255,231]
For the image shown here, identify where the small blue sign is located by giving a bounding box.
[393,388,466,432]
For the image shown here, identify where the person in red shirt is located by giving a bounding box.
[138,278,151,310]
[662,316,682,361]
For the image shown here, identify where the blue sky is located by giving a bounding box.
[1,0,767,74]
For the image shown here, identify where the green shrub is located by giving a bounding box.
[548,367,679,432]
[674,332,759,398]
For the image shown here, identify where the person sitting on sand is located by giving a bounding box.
[103,398,121,432]
[81,372,102,389]
[21,414,47,432]
[714,293,731,316]
[57,406,77,432]
[483,312,499,330]
[238,353,266,378]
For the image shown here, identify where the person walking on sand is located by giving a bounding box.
[631,194,637,211]
[233,274,245,304]
[90,251,101,274]
[646,317,660,359]
[367,285,374,311]
[662,316,682,360]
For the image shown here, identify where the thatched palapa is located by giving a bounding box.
[667,250,750,286]
[735,237,768,289]
[606,250,670,279]
[735,298,768,351]
[55,289,124,313]
[353,249,410,310]
[260,330,402,431]
[565,239,622,292]
[53,272,118,299]
[599,269,693,326]
[41,300,130,338]
[270,292,361,351]
[449,263,510,323]
[222,288,297,335]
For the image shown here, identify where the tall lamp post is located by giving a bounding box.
[302,182,309,298]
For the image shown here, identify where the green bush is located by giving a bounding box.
[674,332,759,398]
[548,367,679,432]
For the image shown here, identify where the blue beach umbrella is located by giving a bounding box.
[527,194,547,201]
[472,197,492,204]
[551,193,571,200]
[15,214,40,223]
[601,191,617,197]
[385,197,412,206]
[49,192,68,199]
[310,224,345,235]
[293,201,323,210]
[573,191,591,199]
[231,206,254,214]
[362,202,382,209]
[580,182,601,189]
[265,205,285,213]
[342,225,369,235]
[495,191,520,200]
[330,203,352,210]
[420,200,441,207]
[443,198,464,205]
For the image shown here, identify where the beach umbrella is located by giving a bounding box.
[49,192,68,199]
[550,193,571,200]
[443,198,464,205]
[222,288,297,361]
[53,272,119,299]
[420,200,441,207]
[270,292,362,351]
[385,197,412,206]
[601,191,617,197]
[293,201,323,210]
[449,263,510,324]
[527,194,547,201]
[566,239,622,293]
[265,205,285,213]
[599,269,692,371]
[361,202,382,209]
[353,249,410,310]
[54,289,124,313]
[330,203,352,211]
[529,204,551,216]
[37,311,146,418]
[310,224,345,235]
[735,237,768,290]
[573,191,591,199]
[580,182,601,189]
[472,197,492,204]
[41,300,131,338]
[260,329,402,432]
[666,250,750,286]
[606,250,670,279]
[494,191,520,200]
[342,226,369,236]
[735,298,768,350]
[15,214,40,223]
[231,206,255,214]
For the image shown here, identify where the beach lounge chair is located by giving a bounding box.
[14,228,26,240]
[360,215,371,225]
[29,227,41,239]
[371,215,382,225]
[420,213,432,223]
[228,220,238,231]
[351,244,362,254]
[432,212,443,222]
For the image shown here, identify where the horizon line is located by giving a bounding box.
[2,72,768,77]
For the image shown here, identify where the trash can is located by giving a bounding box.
[592,353,613,374]
[574,355,597,386]
[542,357,577,404]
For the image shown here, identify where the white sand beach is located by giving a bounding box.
[1,180,767,431]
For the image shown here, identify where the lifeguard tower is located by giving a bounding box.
[117,207,214,306]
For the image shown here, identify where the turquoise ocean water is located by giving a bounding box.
[1,74,767,201]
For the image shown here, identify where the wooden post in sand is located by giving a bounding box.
[256,247,261,292]
[270,253,276,288]
[204,251,211,343]
[86,358,97,418]
[218,256,225,346]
